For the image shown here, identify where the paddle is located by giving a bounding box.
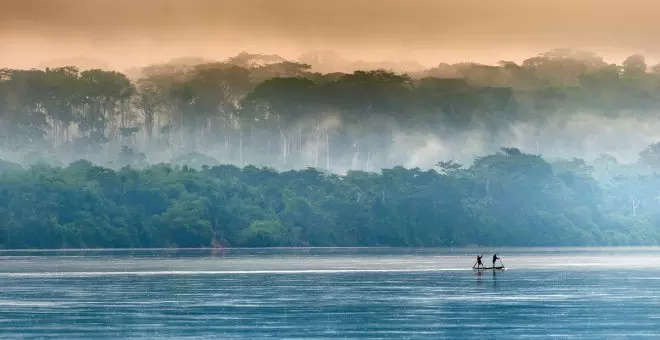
[498,258,505,268]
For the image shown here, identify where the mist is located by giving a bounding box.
[402,113,660,169]
[2,48,660,177]
[3,0,660,174]
[7,4,660,336]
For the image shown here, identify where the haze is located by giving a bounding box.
[2,0,660,70]
[4,0,660,255]
[3,0,660,172]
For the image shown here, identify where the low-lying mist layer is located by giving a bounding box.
[1,48,660,173]
[2,48,660,248]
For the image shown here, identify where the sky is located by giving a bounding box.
[1,0,659,70]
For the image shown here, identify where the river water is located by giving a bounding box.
[0,247,658,339]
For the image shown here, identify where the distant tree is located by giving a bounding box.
[638,142,660,170]
[622,54,647,76]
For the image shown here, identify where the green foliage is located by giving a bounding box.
[0,147,658,249]
[2,49,660,248]
[237,220,291,247]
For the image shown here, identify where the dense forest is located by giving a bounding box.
[0,147,659,249]
[3,48,660,171]
[2,48,660,248]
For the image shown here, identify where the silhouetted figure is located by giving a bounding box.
[492,253,500,267]
[475,254,484,269]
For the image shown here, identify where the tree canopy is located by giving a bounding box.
[2,48,660,171]
[2,48,660,248]
[0,145,658,248]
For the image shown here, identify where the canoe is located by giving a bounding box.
[473,266,505,270]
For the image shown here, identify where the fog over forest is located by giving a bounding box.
[1,48,660,172]
[3,47,660,248]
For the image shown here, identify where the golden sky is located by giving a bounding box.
[1,0,658,70]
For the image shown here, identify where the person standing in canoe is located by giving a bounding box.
[475,254,484,269]
[492,253,500,267]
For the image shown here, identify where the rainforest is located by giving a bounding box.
[1,48,660,248]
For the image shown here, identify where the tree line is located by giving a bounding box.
[1,143,660,249]
[2,48,660,171]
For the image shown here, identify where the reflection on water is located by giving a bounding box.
[0,247,658,339]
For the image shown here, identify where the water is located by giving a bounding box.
[0,247,658,339]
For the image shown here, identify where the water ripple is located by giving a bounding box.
[0,248,657,339]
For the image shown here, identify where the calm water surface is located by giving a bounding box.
[0,247,658,339]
